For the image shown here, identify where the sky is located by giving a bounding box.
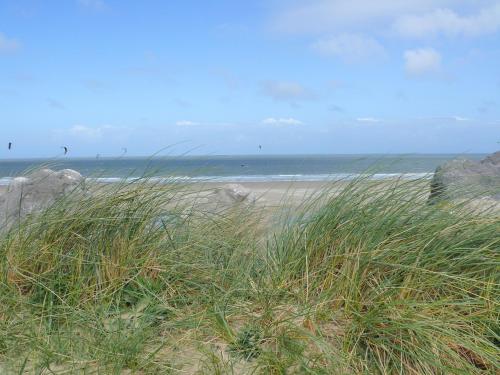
[0,0,499,157]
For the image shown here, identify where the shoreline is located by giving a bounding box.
[0,179,427,208]
[0,172,433,186]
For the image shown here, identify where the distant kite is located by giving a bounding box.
[122,147,127,154]
[8,142,12,150]
[62,146,68,155]
[258,145,262,150]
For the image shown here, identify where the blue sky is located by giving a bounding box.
[0,0,499,157]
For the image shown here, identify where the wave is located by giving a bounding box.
[0,173,432,186]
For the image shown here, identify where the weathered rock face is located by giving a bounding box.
[215,183,256,205]
[429,151,500,203]
[0,168,84,226]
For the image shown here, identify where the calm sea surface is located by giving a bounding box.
[0,154,486,185]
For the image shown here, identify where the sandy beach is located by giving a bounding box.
[0,178,437,211]
[0,180,344,207]
[195,180,343,206]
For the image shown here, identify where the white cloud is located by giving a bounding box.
[56,124,130,143]
[452,116,471,121]
[272,0,468,34]
[419,115,474,122]
[312,33,385,62]
[262,118,303,126]
[0,32,20,54]
[394,4,500,38]
[69,125,104,141]
[356,117,382,123]
[174,120,238,128]
[175,120,199,127]
[260,80,314,102]
[404,48,442,76]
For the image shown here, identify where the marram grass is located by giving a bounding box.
[0,177,498,374]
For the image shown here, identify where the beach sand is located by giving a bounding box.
[0,180,342,207]
[195,180,341,206]
[0,179,427,207]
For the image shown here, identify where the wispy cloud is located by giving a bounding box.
[312,33,385,62]
[13,73,36,83]
[271,0,460,34]
[173,98,190,108]
[84,80,108,92]
[212,68,241,90]
[328,80,347,90]
[262,117,303,126]
[328,104,344,112]
[55,124,131,143]
[477,100,495,114]
[260,80,315,104]
[174,120,239,128]
[452,116,471,122]
[0,32,20,54]
[47,98,66,110]
[421,116,473,122]
[404,48,442,77]
[272,1,500,42]
[68,125,104,141]
[175,120,199,127]
[356,117,382,123]
[394,4,500,38]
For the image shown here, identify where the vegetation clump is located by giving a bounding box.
[228,326,263,361]
[0,177,498,374]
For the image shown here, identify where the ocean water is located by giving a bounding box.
[0,154,486,185]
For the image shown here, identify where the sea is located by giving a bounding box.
[0,154,486,186]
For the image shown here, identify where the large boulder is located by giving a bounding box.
[0,168,84,226]
[429,151,500,203]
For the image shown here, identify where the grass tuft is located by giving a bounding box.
[0,175,498,374]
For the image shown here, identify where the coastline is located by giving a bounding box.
[0,179,427,208]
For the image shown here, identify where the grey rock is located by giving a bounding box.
[215,184,256,205]
[0,168,85,226]
[429,151,500,203]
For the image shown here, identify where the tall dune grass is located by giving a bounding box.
[0,177,498,374]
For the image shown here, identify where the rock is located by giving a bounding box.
[215,184,256,205]
[189,184,258,215]
[429,151,500,203]
[481,151,500,167]
[0,168,85,226]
